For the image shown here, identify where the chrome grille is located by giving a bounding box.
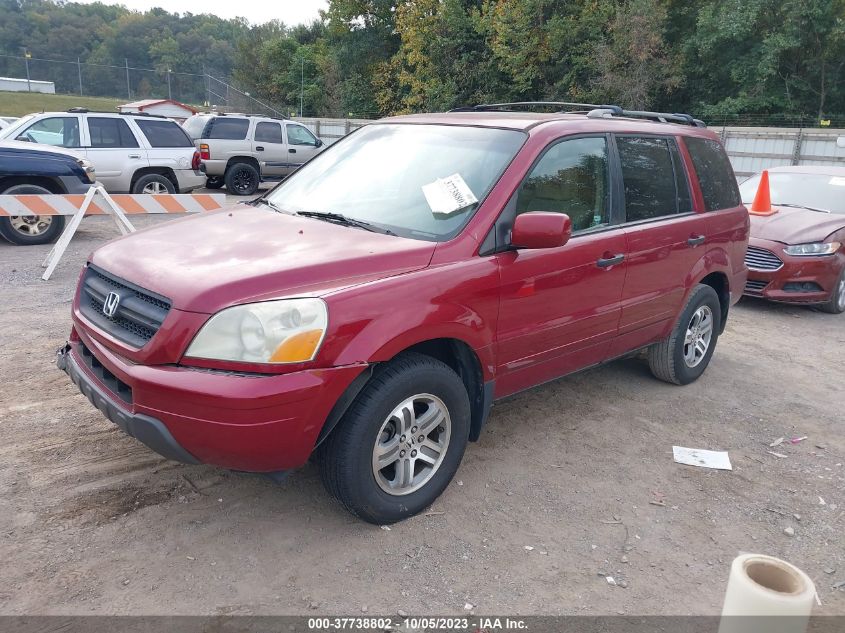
[745,279,769,293]
[78,264,171,348]
[745,246,783,271]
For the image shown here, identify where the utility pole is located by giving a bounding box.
[24,49,32,92]
[167,69,172,100]
[77,57,83,94]
[300,56,304,117]
[125,58,131,99]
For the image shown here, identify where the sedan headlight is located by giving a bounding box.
[185,298,328,364]
[77,158,96,184]
[783,242,841,257]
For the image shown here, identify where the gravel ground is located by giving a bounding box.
[0,208,843,616]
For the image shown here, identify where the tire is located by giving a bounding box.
[224,162,260,196]
[318,352,471,524]
[205,176,224,189]
[819,267,845,314]
[0,183,66,245]
[648,284,721,385]
[132,173,176,195]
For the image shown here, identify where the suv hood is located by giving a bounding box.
[90,205,436,313]
[749,206,845,244]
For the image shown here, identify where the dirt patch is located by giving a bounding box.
[0,215,843,616]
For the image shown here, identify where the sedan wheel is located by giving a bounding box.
[10,214,53,237]
[820,268,845,314]
[0,183,66,245]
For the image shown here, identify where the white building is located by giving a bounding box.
[0,77,56,94]
[118,99,197,123]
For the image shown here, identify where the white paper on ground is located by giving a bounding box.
[672,446,732,470]
[422,173,478,215]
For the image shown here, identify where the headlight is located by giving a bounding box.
[783,242,841,257]
[185,298,328,364]
[77,158,96,184]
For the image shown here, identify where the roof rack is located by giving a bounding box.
[449,101,705,127]
[65,108,167,119]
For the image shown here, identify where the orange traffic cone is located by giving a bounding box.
[749,170,777,216]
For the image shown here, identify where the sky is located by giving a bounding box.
[76,0,328,26]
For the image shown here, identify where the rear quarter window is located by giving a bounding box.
[203,118,249,140]
[684,137,741,211]
[135,119,194,148]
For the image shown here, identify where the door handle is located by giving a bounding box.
[255,146,264,151]
[289,148,297,153]
[128,154,141,159]
[596,253,625,268]
[687,235,706,247]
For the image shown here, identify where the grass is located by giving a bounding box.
[0,91,126,117]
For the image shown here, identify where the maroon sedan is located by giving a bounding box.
[739,166,845,313]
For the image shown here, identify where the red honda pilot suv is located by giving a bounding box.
[58,103,749,524]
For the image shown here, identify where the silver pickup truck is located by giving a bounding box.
[182,113,325,196]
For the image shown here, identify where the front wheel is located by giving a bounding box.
[0,183,66,245]
[318,353,470,524]
[819,267,845,314]
[648,284,721,385]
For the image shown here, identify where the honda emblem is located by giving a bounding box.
[102,291,121,318]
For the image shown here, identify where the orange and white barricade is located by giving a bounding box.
[0,185,226,280]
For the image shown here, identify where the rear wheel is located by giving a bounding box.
[648,284,721,385]
[133,173,175,195]
[225,162,260,196]
[318,353,470,524]
[819,267,845,314]
[0,183,65,245]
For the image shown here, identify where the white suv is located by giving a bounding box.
[0,109,205,194]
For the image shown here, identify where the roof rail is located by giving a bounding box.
[450,101,705,127]
[65,108,167,119]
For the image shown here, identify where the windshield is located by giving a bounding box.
[739,172,845,214]
[266,123,526,241]
[0,114,35,140]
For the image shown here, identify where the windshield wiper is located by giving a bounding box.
[250,197,290,214]
[295,211,395,235]
[775,203,831,214]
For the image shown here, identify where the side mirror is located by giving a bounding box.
[511,212,572,249]
[315,139,324,148]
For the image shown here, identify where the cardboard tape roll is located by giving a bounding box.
[719,554,815,633]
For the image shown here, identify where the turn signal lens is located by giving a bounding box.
[270,329,324,363]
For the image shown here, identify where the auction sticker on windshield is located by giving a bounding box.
[422,173,478,215]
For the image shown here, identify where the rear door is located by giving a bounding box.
[285,123,322,172]
[133,117,197,177]
[83,116,147,192]
[609,134,707,355]
[253,120,286,178]
[495,135,627,397]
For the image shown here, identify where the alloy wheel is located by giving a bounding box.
[9,215,53,237]
[233,169,256,193]
[372,394,451,496]
[142,181,169,194]
[836,276,845,312]
[683,305,713,368]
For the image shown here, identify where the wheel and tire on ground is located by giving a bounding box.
[0,183,66,245]
[819,267,845,315]
[132,173,176,195]
[225,162,260,196]
[318,352,471,524]
[648,283,722,385]
[205,176,225,189]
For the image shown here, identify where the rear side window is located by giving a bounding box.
[88,117,139,148]
[135,119,193,148]
[685,137,741,211]
[203,117,249,140]
[254,122,282,143]
[617,136,685,221]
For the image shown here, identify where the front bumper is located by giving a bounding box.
[744,238,843,304]
[59,327,366,471]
